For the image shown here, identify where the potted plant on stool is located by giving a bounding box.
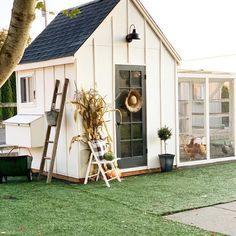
[158,126,175,172]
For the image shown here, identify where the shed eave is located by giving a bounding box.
[16,56,75,71]
[132,0,181,64]
[178,69,236,79]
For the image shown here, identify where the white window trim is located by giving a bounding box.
[19,74,36,107]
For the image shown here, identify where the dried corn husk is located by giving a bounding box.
[70,88,121,150]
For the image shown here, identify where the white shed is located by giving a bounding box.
[12,0,181,182]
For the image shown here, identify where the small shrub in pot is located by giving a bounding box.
[157,126,175,172]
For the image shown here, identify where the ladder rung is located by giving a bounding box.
[88,173,99,178]
[47,141,54,144]
[56,92,62,95]
[44,157,51,160]
[108,177,118,181]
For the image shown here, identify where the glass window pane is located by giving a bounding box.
[193,83,205,100]
[210,101,222,113]
[120,141,131,157]
[210,125,234,158]
[131,71,141,87]
[20,78,27,103]
[209,80,234,159]
[120,108,131,123]
[192,101,204,114]
[133,140,143,156]
[119,71,130,87]
[221,83,229,98]
[210,117,228,129]
[192,116,204,129]
[222,117,229,127]
[179,81,207,163]
[137,88,142,96]
[20,76,34,103]
[222,102,229,113]
[120,124,131,140]
[132,109,142,122]
[179,82,190,100]
[132,123,142,139]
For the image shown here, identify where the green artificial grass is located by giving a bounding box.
[1,162,235,235]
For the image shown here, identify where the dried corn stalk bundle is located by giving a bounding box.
[70,88,121,150]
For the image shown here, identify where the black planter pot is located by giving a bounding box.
[158,154,175,172]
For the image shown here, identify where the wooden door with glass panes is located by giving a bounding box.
[115,65,147,169]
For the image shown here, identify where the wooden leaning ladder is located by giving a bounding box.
[38,79,69,183]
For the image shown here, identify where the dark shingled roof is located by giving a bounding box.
[20,0,120,64]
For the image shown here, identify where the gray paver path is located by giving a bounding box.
[165,201,236,236]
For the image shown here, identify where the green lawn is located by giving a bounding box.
[2,162,236,235]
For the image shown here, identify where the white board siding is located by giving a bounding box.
[35,68,45,114]
[95,45,114,150]
[54,65,68,175]
[44,66,55,111]
[76,45,94,90]
[160,45,176,161]
[93,16,112,47]
[75,45,95,178]
[145,28,161,168]
[94,46,113,95]
[65,64,80,178]
[113,0,128,64]
[128,1,145,65]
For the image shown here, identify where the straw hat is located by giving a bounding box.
[117,90,129,108]
[125,89,143,112]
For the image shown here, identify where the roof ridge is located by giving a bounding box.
[60,0,102,12]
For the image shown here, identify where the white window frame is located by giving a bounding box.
[177,74,236,167]
[20,75,36,104]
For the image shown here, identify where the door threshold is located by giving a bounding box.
[121,166,148,173]
[120,166,160,177]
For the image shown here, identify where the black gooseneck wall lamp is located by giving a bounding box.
[126,24,140,43]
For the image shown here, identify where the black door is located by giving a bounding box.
[115,65,147,169]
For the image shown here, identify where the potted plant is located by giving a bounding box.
[157,126,175,172]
